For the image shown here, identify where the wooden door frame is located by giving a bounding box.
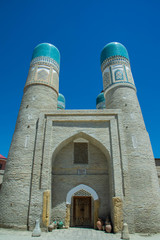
[73,196,92,227]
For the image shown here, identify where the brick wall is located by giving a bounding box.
[52,140,110,226]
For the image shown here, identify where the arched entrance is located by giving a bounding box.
[65,184,99,228]
[51,132,112,228]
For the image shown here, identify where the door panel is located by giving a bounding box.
[73,197,91,227]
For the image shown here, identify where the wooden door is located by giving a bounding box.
[73,196,91,227]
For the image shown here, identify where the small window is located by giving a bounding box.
[0,164,2,169]
[74,143,88,164]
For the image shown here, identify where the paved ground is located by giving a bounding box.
[0,228,160,240]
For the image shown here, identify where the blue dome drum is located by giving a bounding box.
[96,92,106,109]
[24,43,60,94]
[57,93,65,110]
[101,42,135,93]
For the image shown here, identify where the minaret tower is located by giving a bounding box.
[0,43,60,229]
[101,42,160,232]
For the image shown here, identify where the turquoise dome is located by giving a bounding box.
[57,93,65,110]
[32,43,60,65]
[96,92,105,109]
[100,42,129,65]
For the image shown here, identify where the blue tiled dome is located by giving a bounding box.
[32,43,60,65]
[100,42,129,65]
[96,92,105,109]
[57,93,65,110]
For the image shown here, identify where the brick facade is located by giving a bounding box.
[0,42,160,233]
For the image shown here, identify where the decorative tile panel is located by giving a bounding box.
[24,63,59,93]
[74,189,91,197]
[102,56,136,91]
[26,66,36,82]
[101,56,129,72]
[30,56,59,74]
[111,65,124,82]
[115,70,124,81]
[103,67,110,89]
[37,68,49,81]
[126,66,135,84]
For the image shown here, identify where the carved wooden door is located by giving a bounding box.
[73,196,91,227]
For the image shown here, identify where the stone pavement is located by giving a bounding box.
[0,228,160,240]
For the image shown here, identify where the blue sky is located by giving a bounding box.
[0,0,160,158]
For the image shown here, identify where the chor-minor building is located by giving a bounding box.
[0,42,160,233]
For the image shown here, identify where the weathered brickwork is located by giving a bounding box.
[102,52,160,232]
[0,64,58,230]
[0,42,160,234]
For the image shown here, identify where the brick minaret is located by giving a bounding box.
[101,42,160,232]
[0,43,60,229]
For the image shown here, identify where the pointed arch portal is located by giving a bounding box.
[51,131,112,229]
